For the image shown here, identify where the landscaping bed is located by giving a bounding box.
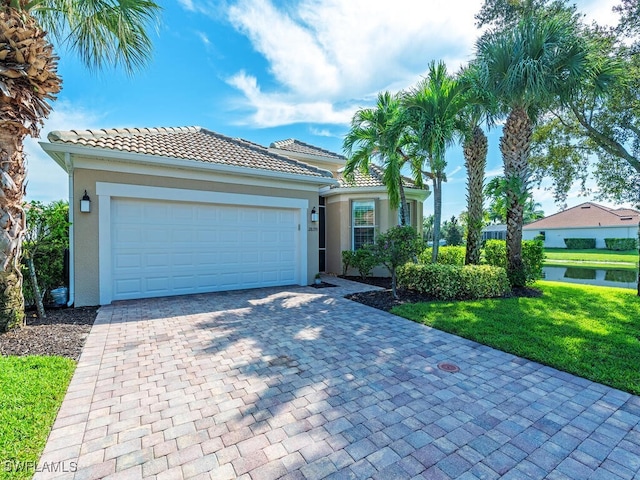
[0,307,98,359]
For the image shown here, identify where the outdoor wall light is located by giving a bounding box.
[80,190,91,213]
[311,207,318,223]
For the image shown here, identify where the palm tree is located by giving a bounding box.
[402,61,464,262]
[475,10,592,287]
[0,0,160,331]
[343,91,422,226]
[457,64,495,265]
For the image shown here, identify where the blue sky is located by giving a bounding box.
[27,0,624,220]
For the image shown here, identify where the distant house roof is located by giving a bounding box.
[335,164,423,189]
[523,202,640,229]
[270,139,346,161]
[483,224,507,232]
[47,127,333,179]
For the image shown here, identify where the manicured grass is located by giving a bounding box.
[392,281,640,395]
[544,248,638,265]
[0,356,75,480]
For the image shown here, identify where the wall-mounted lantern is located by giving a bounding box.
[80,190,91,213]
[310,207,318,223]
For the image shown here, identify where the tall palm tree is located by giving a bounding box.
[0,0,160,331]
[475,10,592,287]
[457,64,495,265]
[403,61,464,262]
[343,91,422,227]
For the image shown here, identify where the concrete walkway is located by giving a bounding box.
[35,276,640,479]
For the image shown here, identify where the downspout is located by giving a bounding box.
[64,152,75,307]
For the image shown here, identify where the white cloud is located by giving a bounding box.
[24,102,102,203]
[227,70,354,126]
[225,0,480,126]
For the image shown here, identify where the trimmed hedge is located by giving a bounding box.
[419,246,466,265]
[564,238,596,249]
[483,239,545,286]
[397,263,511,300]
[604,238,638,251]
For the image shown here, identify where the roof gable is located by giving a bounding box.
[335,164,423,189]
[270,139,346,161]
[47,127,333,179]
[524,202,640,229]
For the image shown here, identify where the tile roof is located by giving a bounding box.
[47,127,333,179]
[270,139,346,161]
[335,164,422,189]
[524,202,640,229]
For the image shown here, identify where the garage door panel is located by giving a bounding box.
[111,198,300,300]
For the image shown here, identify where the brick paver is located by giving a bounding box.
[33,276,640,479]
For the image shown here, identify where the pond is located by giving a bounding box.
[542,266,638,290]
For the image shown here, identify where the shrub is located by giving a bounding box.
[397,263,510,300]
[374,226,422,298]
[482,239,545,286]
[419,246,466,265]
[341,250,356,276]
[352,245,378,280]
[604,238,638,251]
[564,238,596,249]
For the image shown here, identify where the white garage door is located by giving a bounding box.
[110,198,299,300]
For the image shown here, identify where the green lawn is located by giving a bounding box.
[392,281,640,395]
[544,248,638,265]
[0,356,75,480]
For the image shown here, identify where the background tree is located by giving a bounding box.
[403,61,463,262]
[22,200,69,319]
[343,91,423,225]
[441,216,464,246]
[422,214,435,243]
[475,8,593,287]
[0,0,161,332]
[485,177,545,224]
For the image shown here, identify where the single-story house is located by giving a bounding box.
[522,202,640,248]
[481,224,507,241]
[41,126,428,306]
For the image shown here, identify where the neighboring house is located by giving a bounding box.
[482,224,507,241]
[41,127,428,306]
[522,202,640,248]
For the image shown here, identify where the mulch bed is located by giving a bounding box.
[342,276,543,312]
[0,306,98,359]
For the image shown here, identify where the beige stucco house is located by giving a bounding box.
[41,127,428,307]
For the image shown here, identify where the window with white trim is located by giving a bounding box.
[352,200,375,250]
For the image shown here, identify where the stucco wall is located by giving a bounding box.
[324,193,424,276]
[523,226,639,249]
[71,168,320,306]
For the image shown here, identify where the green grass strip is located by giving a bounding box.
[545,248,638,264]
[0,356,75,480]
[392,281,640,395]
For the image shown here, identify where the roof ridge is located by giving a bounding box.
[48,126,201,142]
[270,138,346,160]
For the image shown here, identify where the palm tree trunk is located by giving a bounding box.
[500,107,532,288]
[399,180,408,226]
[0,123,27,332]
[431,176,443,263]
[26,255,45,319]
[464,126,488,265]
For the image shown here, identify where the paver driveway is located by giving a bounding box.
[35,277,640,479]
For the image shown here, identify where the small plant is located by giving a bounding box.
[314,273,322,284]
[341,250,356,276]
[352,245,378,280]
[419,246,466,265]
[483,239,545,286]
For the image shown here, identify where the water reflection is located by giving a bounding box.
[542,266,638,289]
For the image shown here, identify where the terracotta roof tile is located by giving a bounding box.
[270,139,346,161]
[524,202,640,229]
[335,164,421,189]
[47,127,333,179]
